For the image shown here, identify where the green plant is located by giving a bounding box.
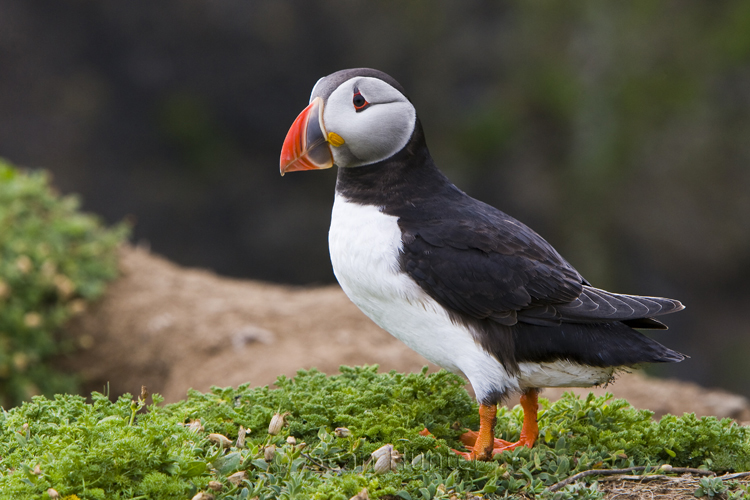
[695,477,729,498]
[0,392,209,499]
[0,367,748,499]
[0,159,128,407]
[541,481,603,500]
[727,483,750,500]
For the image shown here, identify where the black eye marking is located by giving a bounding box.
[352,86,370,112]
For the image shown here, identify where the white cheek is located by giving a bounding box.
[346,102,415,161]
[324,83,416,167]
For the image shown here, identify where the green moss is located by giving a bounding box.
[0,159,129,407]
[0,367,747,499]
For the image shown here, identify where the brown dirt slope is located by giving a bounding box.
[58,245,750,426]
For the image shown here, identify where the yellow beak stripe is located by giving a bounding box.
[327,132,345,147]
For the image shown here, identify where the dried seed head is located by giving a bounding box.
[207,481,223,491]
[264,445,276,462]
[69,299,87,315]
[140,386,149,402]
[23,312,42,328]
[186,419,203,433]
[236,426,247,448]
[267,412,289,435]
[191,493,215,500]
[53,274,75,298]
[371,444,400,474]
[373,454,392,474]
[371,443,392,460]
[22,423,29,432]
[334,427,351,438]
[15,255,32,274]
[349,488,369,500]
[47,488,60,500]
[227,470,248,486]
[286,435,297,446]
[208,433,232,448]
[12,352,29,372]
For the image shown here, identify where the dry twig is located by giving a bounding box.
[548,466,717,492]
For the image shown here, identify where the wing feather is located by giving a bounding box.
[398,201,683,328]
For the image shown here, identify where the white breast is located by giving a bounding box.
[328,194,519,402]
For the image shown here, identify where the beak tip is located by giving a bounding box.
[279,97,334,175]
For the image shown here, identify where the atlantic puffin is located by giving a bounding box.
[279,68,685,461]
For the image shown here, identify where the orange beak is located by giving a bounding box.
[279,97,334,176]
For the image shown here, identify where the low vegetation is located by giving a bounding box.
[0,366,748,499]
[0,159,128,407]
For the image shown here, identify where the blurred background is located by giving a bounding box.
[1,1,749,396]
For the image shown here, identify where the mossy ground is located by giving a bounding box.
[0,366,748,499]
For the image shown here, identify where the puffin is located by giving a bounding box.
[279,68,685,461]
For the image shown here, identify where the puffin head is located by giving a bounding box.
[280,68,417,175]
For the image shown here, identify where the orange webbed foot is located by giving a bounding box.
[458,429,514,448]
[421,426,513,460]
[452,389,541,461]
[455,431,520,460]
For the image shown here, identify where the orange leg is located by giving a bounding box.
[455,388,540,461]
[515,388,540,448]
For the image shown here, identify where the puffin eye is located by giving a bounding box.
[352,88,370,112]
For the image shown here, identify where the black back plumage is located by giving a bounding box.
[336,119,686,372]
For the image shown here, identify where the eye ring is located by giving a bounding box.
[352,87,370,112]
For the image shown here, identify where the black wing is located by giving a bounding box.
[398,199,683,327]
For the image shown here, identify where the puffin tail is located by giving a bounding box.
[513,320,687,368]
